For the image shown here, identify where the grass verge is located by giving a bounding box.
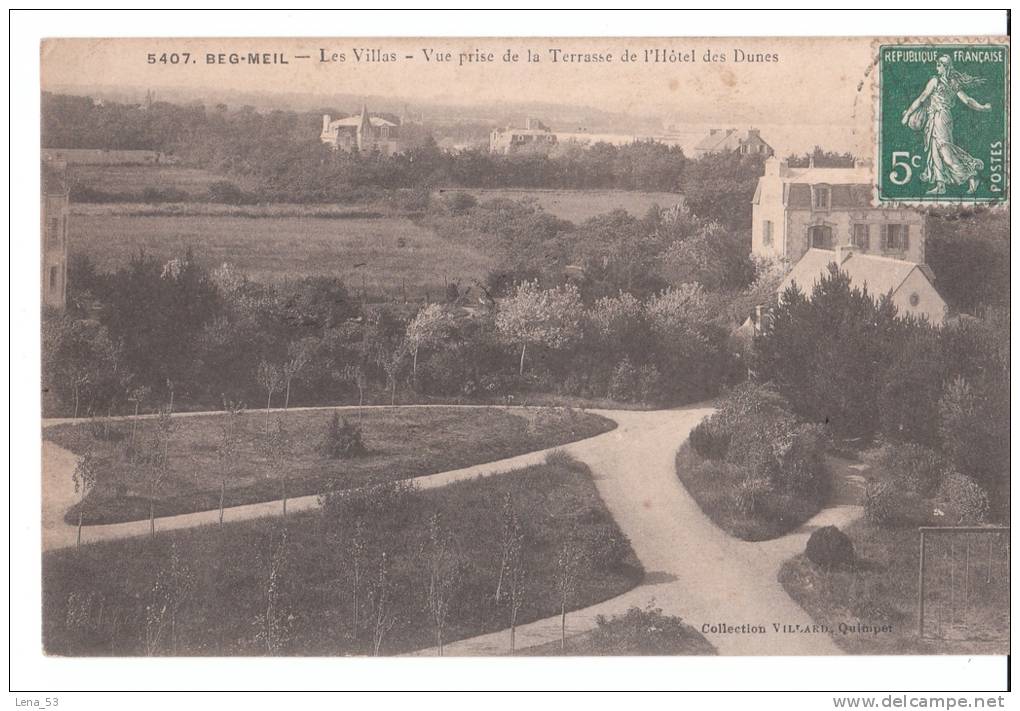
[49,406,616,525]
[43,456,642,656]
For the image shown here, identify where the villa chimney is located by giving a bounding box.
[764,156,790,178]
[322,114,331,132]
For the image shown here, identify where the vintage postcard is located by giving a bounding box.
[38,35,1009,660]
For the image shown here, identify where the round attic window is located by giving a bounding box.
[909,292,920,307]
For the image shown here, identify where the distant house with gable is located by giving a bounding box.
[778,246,947,325]
[692,128,772,158]
[321,105,402,155]
[489,118,558,155]
[751,156,926,266]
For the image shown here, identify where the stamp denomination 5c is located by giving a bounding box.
[878,43,1008,204]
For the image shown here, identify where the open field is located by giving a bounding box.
[779,520,1009,655]
[443,188,682,223]
[47,406,615,524]
[70,164,227,198]
[43,457,643,656]
[68,212,494,297]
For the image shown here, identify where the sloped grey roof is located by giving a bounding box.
[779,248,931,299]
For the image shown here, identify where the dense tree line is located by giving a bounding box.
[752,267,1009,518]
[43,93,687,196]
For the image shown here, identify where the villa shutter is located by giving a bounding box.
[902,226,910,252]
[865,224,872,250]
[880,224,888,251]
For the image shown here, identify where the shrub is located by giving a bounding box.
[544,448,582,471]
[636,364,663,405]
[936,473,989,525]
[863,482,903,527]
[316,411,366,460]
[608,357,640,401]
[863,481,930,528]
[735,472,773,516]
[805,526,855,569]
[689,417,730,460]
[442,191,477,215]
[776,423,829,499]
[874,442,945,497]
[319,478,420,531]
[583,605,715,655]
[580,524,633,572]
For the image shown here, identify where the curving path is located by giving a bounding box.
[42,403,862,656]
[413,407,862,656]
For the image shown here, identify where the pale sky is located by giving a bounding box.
[42,37,878,154]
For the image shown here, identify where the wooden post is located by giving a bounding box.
[219,480,225,526]
[150,501,156,539]
[282,478,287,519]
[77,511,83,551]
[917,529,926,638]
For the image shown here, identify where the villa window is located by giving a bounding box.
[48,217,60,246]
[762,220,773,246]
[883,224,910,252]
[852,223,870,250]
[809,224,833,249]
[812,185,831,210]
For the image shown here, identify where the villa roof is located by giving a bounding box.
[779,249,933,300]
[329,115,397,129]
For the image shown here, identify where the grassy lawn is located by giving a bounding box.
[71,164,227,198]
[674,442,826,541]
[528,606,716,656]
[779,519,1009,655]
[43,456,643,656]
[48,406,615,525]
[444,188,682,223]
[68,212,493,298]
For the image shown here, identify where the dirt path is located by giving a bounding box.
[41,404,622,551]
[43,403,862,656]
[421,410,863,657]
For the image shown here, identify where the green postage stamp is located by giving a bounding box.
[878,43,1008,203]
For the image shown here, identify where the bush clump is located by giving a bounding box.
[864,480,933,528]
[689,418,730,460]
[735,473,773,515]
[874,442,945,497]
[805,526,855,569]
[583,606,716,655]
[316,411,367,459]
[936,472,989,525]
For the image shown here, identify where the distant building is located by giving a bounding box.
[751,156,926,265]
[692,128,773,158]
[489,117,558,155]
[320,105,402,155]
[778,247,947,325]
[41,161,70,311]
[490,117,686,154]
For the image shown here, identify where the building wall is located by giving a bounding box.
[892,269,947,325]
[41,192,69,310]
[751,176,788,261]
[785,208,925,264]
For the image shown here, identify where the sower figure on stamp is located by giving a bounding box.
[901,54,992,195]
